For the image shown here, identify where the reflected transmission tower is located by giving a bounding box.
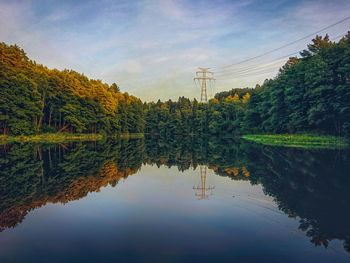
[193,166,215,200]
[194,68,215,102]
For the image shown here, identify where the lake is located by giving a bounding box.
[0,136,349,263]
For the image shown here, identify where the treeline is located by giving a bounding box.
[0,43,144,136]
[1,33,349,137]
[144,95,251,136]
[145,33,350,137]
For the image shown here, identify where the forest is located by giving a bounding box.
[145,33,350,138]
[1,32,350,138]
[0,42,144,136]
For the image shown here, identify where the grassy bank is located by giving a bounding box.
[0,133,146,144]
[0,133,103,144]
[242,134,349,149]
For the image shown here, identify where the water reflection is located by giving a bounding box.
[193,166,215,200]
[0,136,349,255]
[0,139,144,232]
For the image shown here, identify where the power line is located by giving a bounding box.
[217,68,280,80]
[215,33,347,80]
[216,58,286,77]
[214,16,350,73]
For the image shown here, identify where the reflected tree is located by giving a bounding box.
[0,137,349,253]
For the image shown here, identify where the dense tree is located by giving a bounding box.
[0,42,144,136]
[1,33,350,137]
[0,64,42,135]
[144,33,350,138]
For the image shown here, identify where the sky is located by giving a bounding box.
[0,0,349,102]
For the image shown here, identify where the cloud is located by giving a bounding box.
[159,0,187,22]
[125,60,143,74]
[44,10,70,22]
[1,0,349,102]
[0,1,31,36]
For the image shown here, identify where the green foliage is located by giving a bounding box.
[242,134,349,148]
[144,97,246,136]
[243,33,350,137]
[0,42,144,136]
[1,33,350,139]
[0,64,42,135]
[145,33,350,139]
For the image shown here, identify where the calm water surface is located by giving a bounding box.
[0,137,349,262]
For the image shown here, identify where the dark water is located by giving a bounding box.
[0,136,349,263]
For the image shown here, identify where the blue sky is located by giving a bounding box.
[1,0,349,101]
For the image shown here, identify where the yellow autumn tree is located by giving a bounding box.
[242,92,251,103]
[225,93,240,103]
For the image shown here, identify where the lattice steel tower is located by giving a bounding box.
[194,68,215,102]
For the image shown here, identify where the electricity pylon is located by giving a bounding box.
[193,166,215,200]
[194,68,215,102]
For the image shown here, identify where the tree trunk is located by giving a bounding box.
[38,116,43,131]
[3,125,8,136]
[58,124,69,133]
[48,111,52,127]
[34,116,38,131]
[59,112,61,129]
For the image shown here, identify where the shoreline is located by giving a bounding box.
[0,133,146,144]
[0,133,103,144]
